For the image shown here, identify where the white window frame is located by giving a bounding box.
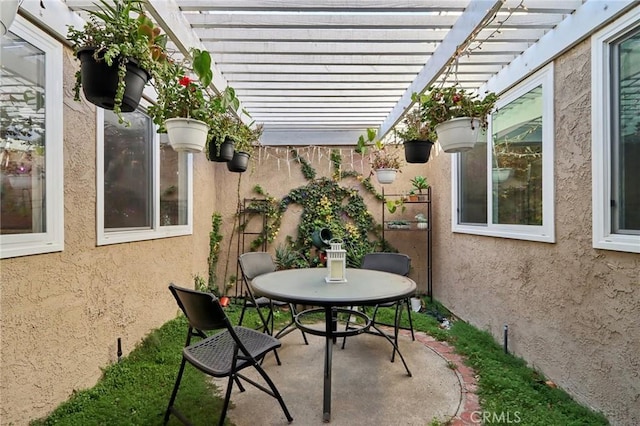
[96,102,193,246]
[452,64,555,243]
[592,7,640,254]
[0,16,64,259]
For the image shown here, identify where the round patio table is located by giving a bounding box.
[252,267,416,422]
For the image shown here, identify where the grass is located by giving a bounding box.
[33,298,609,426]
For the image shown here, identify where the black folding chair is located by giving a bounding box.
[164,284,293,426]
[341,253,416,360]
[238,252,308,346]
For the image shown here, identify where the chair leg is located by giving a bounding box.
[238,300,248,327]
[164,356,187,425]
[404,297,416,341]
[218,374,236,426]
[252,363,294,423]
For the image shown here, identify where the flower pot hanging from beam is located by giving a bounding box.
[227,151,251,173]
[375,168,397,184]
[77,47,150,112]
[434,117,481,153]
[165,118,209,153]
[208,137,235,162]
[404,140,434,163]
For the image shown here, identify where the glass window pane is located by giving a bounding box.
[103,110,152,229]
[159,135,188,226]
[0,32,46,235]
[491,86,543,225]
[613,30,640,234]
[458,141,487,224]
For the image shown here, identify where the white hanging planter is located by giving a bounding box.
[375,168,397,184]
[434,117,481,153]
[1,0,20,35]
[164,118,209,153]
[492,167,513,184]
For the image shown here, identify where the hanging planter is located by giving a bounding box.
[77,47,150,113]
[165,118,210,153]
[492,167,513,184]
[208,137,235,162]
[404,140,434,163]
[434,117,481,153]
[375,168,397,184]
[0,0,19,35]
[227,151,251,173]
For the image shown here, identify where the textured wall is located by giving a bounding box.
[0,49,216,424]
[210,146,434,297]
[427,39,639,425]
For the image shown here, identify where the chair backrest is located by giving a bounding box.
[169,284,228,332]
[238,252,277,281]
[361,253,411,276]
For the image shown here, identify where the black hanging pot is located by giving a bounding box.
[208,137,235,162]
[227,151,251,173]
[404,140,434,164]
[77,47,150,112]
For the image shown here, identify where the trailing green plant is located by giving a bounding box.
[416,86,498,131]
[67,0,168,124]
[208,212,223,294]
[291,149,317,180]
[395,107,436,143]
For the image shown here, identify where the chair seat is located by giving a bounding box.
[184,326,282,377]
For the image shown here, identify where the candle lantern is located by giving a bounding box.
[325,238,347,283]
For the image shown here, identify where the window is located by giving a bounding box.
[97,105,192,245]
[453,65,555,243]
[0,17,64,259]
[592,8,640,253]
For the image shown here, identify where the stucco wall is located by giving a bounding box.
[0,48,217,424]
[426,39,639,425]
[210,146,434,298]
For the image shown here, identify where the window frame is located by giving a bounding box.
[452,64,555,243]
[96,102,193,246]
[0,16,64,259]
[591,7,640,254]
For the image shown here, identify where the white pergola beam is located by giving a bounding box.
[144,0,250,123]
[378,0,503,139]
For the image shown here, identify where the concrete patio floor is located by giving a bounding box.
[213,326,480,425]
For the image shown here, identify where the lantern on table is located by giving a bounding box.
[325,239,347,283]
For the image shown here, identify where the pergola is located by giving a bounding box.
[51,0,623,145]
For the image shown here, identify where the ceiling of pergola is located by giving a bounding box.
[64,0,587,145]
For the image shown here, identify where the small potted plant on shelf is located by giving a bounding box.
[395,107,436,163]
[410,175,429,201]
[415,86,497,153]
[415,213,428,229]
[67,0,168,124]
[147,49,217,153]
[356,128,402,184]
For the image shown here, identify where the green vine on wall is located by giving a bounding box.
[241,148,395,268]
[207,212,223,294]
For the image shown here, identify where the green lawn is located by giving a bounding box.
[32,299,609,426]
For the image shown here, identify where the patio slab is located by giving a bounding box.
[213,326,476,425]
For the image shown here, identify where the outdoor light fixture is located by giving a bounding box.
[325,239,347,283]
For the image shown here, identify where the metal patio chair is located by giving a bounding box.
[238,252,309,347]
[164,284,293,426]
[341,252,416,359]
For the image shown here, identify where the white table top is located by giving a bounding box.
[251,267,416,306]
